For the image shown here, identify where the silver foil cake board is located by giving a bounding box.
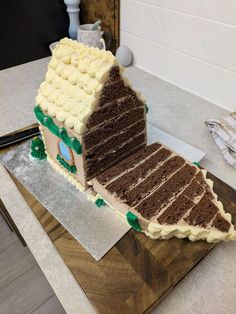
[0,124,205,261]
[0,141,129,261]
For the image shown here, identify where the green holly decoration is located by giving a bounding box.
[145,104,149,113]
[126,211,142,231]
[95,198,106,207]
[56,154,77,173]
[34,105,82,155]
[30,137,46,160]
[193,161,200,168]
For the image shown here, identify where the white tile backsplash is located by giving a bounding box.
[120,0,236,111]
[120,0,145,37]
[134,0,236,25]
[144,6,236,72]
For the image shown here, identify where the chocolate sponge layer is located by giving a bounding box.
[86,133,146,180]
[86,95,143,130]
[106,66,121,83]
[96,143,161,185]
[212,214,231,232]
[84,107,144,149]
[84,65,146,182]
[106,148,171,196]
[124,156,185,206]
[157,195,194,225]
[135,164,197,219]
[86,120,146,160]
[98,80,136,107]
[184,194,218,227]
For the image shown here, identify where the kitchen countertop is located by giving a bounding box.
[0,57,50,137]
[0,58,235,314]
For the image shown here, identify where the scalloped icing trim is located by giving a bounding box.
[145,169,236,243]
[89,198,236,243]
[39,125,85,192]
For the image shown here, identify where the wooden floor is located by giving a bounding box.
[0,215,66,314]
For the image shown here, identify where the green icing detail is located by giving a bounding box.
[145,104,149,113]
[193,161,200,168]
[56,154,77,173]
[95,198,106,207]
[34,105,82,155]
[30,137,46,160]
[126,211,141,231]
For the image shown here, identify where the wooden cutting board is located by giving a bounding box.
[8,167,236,314]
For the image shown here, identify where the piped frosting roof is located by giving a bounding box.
[36,38,118,134]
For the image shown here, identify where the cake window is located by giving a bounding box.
[59,141,73,164]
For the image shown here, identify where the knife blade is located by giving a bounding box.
[0,126,40,149]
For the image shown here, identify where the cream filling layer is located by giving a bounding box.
[86,130,146,167]
[98,145,163,187]
[144,164,196,222]
[127,154,183,206]
[86,119,146,157]
[88,142,146,181]
[85,95,143,134]
[133,160,187,210]
[84,106,144,142]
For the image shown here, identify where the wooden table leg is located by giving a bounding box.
[0,198,27,247]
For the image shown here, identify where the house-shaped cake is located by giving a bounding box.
[34,38,235,243]
[35,38,147,191]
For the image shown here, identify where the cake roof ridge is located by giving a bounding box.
[35,38,118,135]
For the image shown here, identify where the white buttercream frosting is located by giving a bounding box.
[36,38,120,134]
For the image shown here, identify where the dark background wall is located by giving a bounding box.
[0,0,69,70]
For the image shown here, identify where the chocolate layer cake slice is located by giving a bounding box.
[90,143,236,243]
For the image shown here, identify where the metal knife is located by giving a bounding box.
[0,126,40,149]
